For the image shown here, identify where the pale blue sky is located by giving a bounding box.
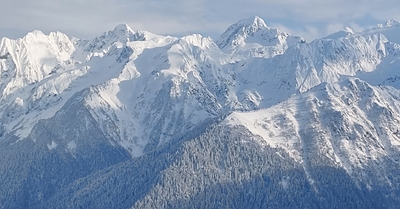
[1,0,399,41]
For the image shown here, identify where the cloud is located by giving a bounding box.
[0,0,398,41]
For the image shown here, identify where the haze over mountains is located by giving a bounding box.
[1,17,400,208]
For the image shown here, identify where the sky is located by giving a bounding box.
[1,0,399,42]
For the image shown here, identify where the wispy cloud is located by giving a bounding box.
[0,0,398,41]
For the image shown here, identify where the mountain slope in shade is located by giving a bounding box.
[0,17,400,208]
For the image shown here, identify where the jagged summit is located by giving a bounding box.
[216,16,304,58]
[103,23,143,43]
[344,27,355,33]
[109,23,152,42]
[113,23,134,33]
[79,23,162,53]
[216,16,269,49]
[323,27,355,40]
[234,16,269,31]
[24,30,47,39]
[383,19,400,27]
[109,23,164,43]
[360,19,400,44]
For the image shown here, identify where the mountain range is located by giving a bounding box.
[1,16,400,208]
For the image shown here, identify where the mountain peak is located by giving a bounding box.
[113,24,135,34]
[216,16,303,57]
[108,23,137,41]
[23,30,47,41]
[344,27,355,33]
[225,16,269,36]
[360,19,400,44]
[385,19,400,27]
[82,23,146,52]
[216,16,271,49]
[107,24,160,43]
[236,16,268,30]
[323,27,355,40]
[374,19,400,29]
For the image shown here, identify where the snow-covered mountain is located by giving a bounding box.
[1,16,400,208]
[216,16,304,58]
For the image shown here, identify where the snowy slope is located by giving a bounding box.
[226,79,400,184]
[223,27,400,111]
[1,17,400,208]
[2,16,399,152]
[0,30,78,138]
[82,33,238,156]
[1,17,400,155]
